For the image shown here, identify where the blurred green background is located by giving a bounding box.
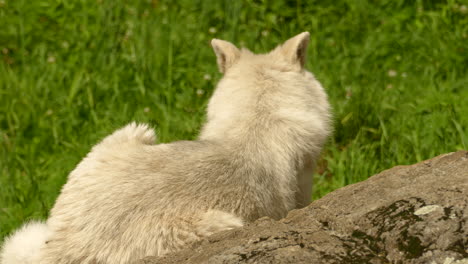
[1,0,467,240]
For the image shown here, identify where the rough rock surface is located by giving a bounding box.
[137,151,468,264]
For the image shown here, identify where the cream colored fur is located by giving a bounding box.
[0,32,331,264]
[0,222,50,264]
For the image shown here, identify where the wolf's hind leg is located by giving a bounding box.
[195,210,243,237]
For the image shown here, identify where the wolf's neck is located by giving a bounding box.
[199,118,307,213]
[199,117,309,173]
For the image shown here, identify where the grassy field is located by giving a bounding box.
[1,0,467,240]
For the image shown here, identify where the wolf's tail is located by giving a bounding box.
[0,221,50,264]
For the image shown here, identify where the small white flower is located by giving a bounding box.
[124,29,133,41]
[196,89,205,96]
[388,69,397,77]
[209,27,217,34]
[62,41,69,49]
[386,84,393,89]
[127,7,136,15]
[47,56,56,63]
[203,74,211,80]
[345,87,352,99]
[46,109,53,115]
[144,107,150,113]
[129,54,136,63]
[261,30,269,37]
[460,5,467,13]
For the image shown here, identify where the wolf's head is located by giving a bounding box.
[201,32,330,147]
[212,32,310,74]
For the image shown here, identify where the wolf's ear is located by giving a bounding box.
[279,32,310,69]
[211,39,241,73]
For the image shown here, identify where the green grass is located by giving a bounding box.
[1,0,467,240]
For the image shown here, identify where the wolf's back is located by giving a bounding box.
[0,221,50,264]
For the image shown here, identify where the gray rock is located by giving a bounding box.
[137,151,468,264]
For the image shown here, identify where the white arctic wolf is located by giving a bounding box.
[1,32,331,264]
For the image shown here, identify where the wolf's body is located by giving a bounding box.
[1,32,331,264]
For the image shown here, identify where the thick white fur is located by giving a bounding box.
[0,221,50,264]
[0,32,332,263]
